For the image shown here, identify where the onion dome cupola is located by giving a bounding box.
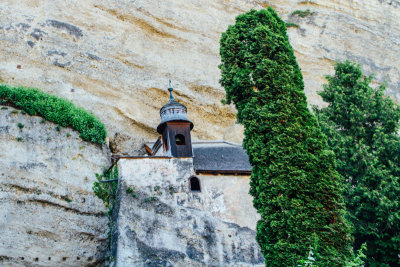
[157,82,194,157]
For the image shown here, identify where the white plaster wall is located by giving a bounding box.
[197,174,259,230]
[112,158,263,266]
[117,158,259,229]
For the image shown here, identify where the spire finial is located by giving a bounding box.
[168,80,174,100]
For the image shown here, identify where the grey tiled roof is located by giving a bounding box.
[192,141,252,173]
[144,140,252,173]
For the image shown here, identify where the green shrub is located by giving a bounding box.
[219,8,351,265]
[126,186,138,198]
[346,243,367,267]
[315,61,400,266]
[92,165,118,265]
[0,84,107,144]
[62,196,73,203]
[92,166,118,210]
[285,22,300,28]
[290,9,314,18]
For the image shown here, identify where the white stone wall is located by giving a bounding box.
[196,174,259,230]
[112,158,263,266]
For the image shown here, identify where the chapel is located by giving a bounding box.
[109,85,263,266]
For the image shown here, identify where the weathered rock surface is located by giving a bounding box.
[113,158,263,266]
[0,106,110,266]
[1,0,399,152]
[1,0,399,265]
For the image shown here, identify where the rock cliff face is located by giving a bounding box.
[1,0,399,265]
[0,106,110,266]
[1,0,399,152]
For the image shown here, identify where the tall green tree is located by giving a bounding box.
[219,8,351,266]
[315,61,400,266]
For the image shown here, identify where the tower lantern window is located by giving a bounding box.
[175,134,185,145]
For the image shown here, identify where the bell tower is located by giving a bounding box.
[156,82,193,157]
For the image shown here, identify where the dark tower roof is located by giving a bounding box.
[157,83,193,133]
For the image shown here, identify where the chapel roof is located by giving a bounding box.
[192,141,252,174]
[144,140,252,174]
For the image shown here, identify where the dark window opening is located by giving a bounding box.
[189,176,201,192]
[175,134,185,145]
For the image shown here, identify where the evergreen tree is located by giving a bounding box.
[315,61,400,266]
[219,8,351,266]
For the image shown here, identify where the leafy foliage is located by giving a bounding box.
[0,84,107,144]
[285,22,300,28]
[290,9,314,18]
[219,8,352,265]
[92,166,118,266]
[92,166,118,210]
[346,243,367,267]
[297,237,366,267]
[315,61,400,266]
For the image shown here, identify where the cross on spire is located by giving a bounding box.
[168,80,174,100]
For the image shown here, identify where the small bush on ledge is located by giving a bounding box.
[290,9,315,18]
[0,84,107,144]
[285,22,300,28]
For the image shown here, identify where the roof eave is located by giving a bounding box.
[195,169,251,175]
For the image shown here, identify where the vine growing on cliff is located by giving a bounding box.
[92,166,118,210]
[92,166,118,266]
[0,84,107,144]
[315,61,400,266]
[219,8,352,265]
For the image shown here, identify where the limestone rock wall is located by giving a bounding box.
[1,0,399,153]
[113,158,263,266]
[0,106,110,266]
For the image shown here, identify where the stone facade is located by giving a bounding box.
[111,157,263,266]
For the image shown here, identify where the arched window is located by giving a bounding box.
[189,176,201,192]
[175,134,185,145]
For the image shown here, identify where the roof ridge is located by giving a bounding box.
[191,140,242,146]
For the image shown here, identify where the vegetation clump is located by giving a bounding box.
[285,22,300,28]
[93,166,118,210]
[219,8,351,265]
[315,61,400,266]
[0,84,107,144]
[290,9,314,18]
[126,187,137,198]
[93,166,118,265]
